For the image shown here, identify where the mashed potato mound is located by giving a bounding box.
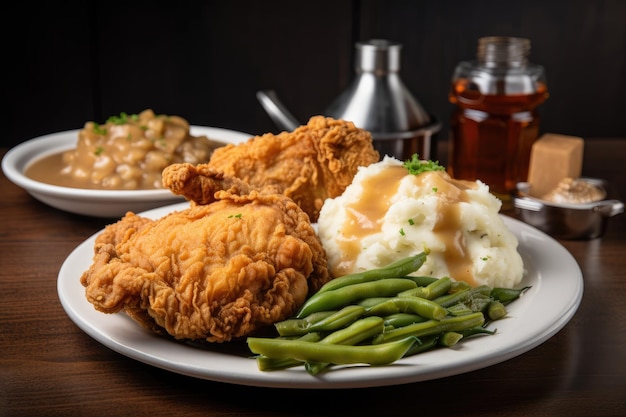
[317,156,524,289]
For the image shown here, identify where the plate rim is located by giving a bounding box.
[57,205,584,389]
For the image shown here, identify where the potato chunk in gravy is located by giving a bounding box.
[26,109,224,190]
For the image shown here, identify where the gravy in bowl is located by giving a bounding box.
[25,109,224,190]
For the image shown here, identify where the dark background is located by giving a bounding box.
[5,0,626,152]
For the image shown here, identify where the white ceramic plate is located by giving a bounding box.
[57,206,583,389]
[1,126,251,218]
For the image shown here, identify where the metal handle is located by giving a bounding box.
[256,90,300,131]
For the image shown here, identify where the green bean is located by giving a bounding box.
[248,336,419,367]
[398,287,426,299]
[438,331,463,347]
[398,276,452,300]
[296,278,418,318]
[316,252,429,294]
[249,258,527,375]
[433,285,492,308]
[357,297,391,309]
[404,335,439,357]
[383,313,427,328]
[445,303,472,316]
[302,311,338,323]
[457,326,496,338]
[321,316,384,345]
[446,293,493,316]
[466,294,493,312]
[486,300,507,321]
[273,311,337,336]
[365,296,448,321]
[403,275,439,287]
[490,286,531,305]
[450,280,472,293]
[259,318,384,373]
[256,355,301,372]
[373,312,485,344]
[304,316,385,375]
[307,305,366,333]
[275,306,365,336]
[255,332,322,371]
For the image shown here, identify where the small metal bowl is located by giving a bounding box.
[514,178,624,240]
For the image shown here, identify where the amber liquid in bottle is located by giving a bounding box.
[448,79,549,199]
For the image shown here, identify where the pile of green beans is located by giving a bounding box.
[246,252,531,375]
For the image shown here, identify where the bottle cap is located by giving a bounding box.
[478,36,530,68]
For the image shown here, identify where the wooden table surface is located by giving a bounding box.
[1,139,625,417]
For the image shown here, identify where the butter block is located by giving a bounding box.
[527,133,584,198]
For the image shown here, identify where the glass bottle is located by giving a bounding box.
[448,36,549,201]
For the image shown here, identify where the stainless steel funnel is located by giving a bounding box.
[258,39,441,160]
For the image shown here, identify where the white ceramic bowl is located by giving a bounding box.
[2,126,252,218]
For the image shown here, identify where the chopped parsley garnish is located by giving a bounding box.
[399,228,405,236]
[228,213,243,219]
[93,124,107,135]
[403,154,445,175]
[94,146,104,156]
[408,218,415,226]
[106,112,138,125]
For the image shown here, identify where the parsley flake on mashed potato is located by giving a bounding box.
[317,155,525,289]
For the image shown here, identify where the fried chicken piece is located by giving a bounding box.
[80,170,330,343]
[200,116,380,221]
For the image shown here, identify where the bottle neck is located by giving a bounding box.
[450,36,546,96]
[477,36,530,68]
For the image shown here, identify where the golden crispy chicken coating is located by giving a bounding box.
[80,169,330,343]
[203,116,380,221]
